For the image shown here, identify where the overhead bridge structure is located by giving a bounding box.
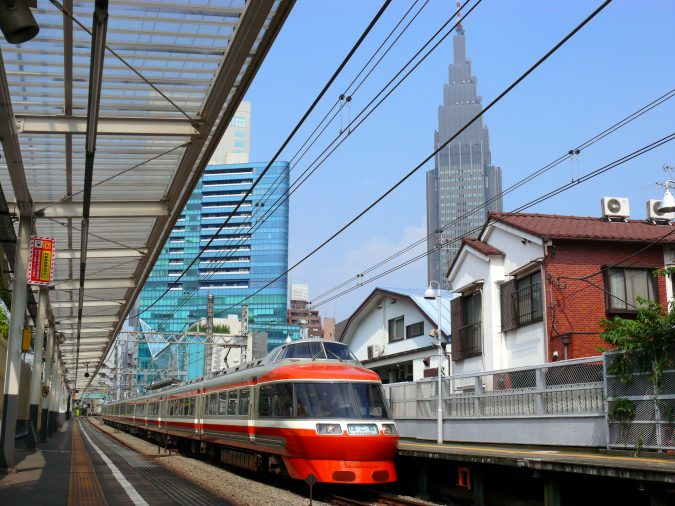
[0,0,294,469]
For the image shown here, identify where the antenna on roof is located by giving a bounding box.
[456,1,464,33]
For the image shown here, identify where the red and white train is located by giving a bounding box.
[101,339,398,484]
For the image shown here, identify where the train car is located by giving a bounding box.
[102,339,398,484]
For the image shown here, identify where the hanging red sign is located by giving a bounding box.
[28,236,55,285]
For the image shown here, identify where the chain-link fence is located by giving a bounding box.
[605,348,675,451]
[385,356,605,420]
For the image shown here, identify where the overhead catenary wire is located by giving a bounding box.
[310,131,675,309]
[132,0,394,319]
[154,0,485,329]
[204,0,615,325]
[146,0,456,329]
[309,86,675,305]
[256,0,436,204]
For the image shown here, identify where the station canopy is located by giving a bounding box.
[0,0,293,393]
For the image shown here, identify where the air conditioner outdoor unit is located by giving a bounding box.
[646,199,674,223]
[601,196,630,220]
[367,344,381,360]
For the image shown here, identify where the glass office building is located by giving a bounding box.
[137,161,300,380]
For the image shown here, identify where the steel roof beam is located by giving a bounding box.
[55,248,144,259]
[50,299,124,308]
[59,315,118,324]
[16,115,197,136]
[61,328,111,334]
[53,278,134,290]
[34,201,168,218]
[0,52,33,216]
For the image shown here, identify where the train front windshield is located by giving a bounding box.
[259,382,391,419]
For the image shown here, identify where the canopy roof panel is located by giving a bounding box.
[0,0,294,393]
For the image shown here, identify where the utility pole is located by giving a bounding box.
[203,294,214,377]
[241,304,248,363]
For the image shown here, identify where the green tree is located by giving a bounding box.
[0,306,8,342]
[600,298,675,387]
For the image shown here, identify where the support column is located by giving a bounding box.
[40,324,55,441]
[473,467,485,506]
[544,477,561,506]
[0,214,33,471]
[27,287,48,449]
[48,353,58,435]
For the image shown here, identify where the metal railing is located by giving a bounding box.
[385,356,605,420]
[605,348,675,452]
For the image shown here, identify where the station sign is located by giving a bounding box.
[28,236,55,285]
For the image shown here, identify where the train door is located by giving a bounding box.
[197,390,204,437]
[248,384,256,442]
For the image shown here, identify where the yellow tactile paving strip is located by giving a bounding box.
[68,421,109,506]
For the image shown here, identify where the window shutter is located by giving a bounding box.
[451,297,464,361]
[500,279,518,331]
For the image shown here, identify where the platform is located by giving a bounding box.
[0,418,227,505]
[398,438,675,484]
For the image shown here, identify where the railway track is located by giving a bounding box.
[329,490,436,506]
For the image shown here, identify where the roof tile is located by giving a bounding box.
[490,212,675,243]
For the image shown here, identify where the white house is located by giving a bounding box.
[446,209,675,380]
[338,288,451,383]
[447,229,544,381]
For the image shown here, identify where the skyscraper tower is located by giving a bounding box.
[426,19,502,288]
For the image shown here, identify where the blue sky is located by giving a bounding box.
[244,0,675,322]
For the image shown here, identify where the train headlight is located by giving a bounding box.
[316,423,342,435]
[381,423,398,435]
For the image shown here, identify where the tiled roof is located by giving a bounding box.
[463,237,505,256]
[489,212,675,243]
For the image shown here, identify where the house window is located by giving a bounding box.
[451,291,482,361]
[501,271,543,331]
[605,267,657,312]
[406,322,424,338]
[388,316,404,342]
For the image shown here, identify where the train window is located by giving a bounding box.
[227,391,238,416]
[284,342,312,359]
[218,391,228,415]
[238,389,250,416]
[351,383,389,419]
[203,395,210,416]
[189,398,196,416]
[209,394,218,416]
[294,383,358,419]
[169,400,175,416]
[259,383,293,418]
[324,342,358,361]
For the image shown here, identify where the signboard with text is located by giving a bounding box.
[28,236,55,285]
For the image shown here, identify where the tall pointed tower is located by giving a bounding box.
[426,12,502,288]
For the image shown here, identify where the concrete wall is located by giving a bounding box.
[395,415,607,447]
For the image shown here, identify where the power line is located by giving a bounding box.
[146,0,473,329]
[311,131,675,308]
[208,0,614,323]
[133,0,394,319]
[309,87,675,305]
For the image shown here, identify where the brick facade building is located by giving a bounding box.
[447,211,675,374]
[287,299,322,338]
